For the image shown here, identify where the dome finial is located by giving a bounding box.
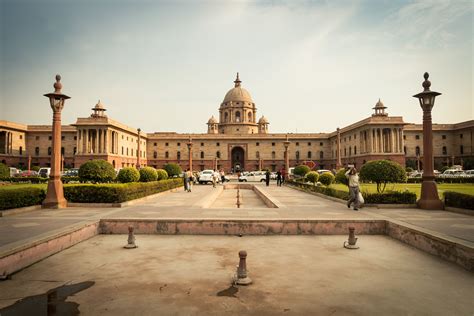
[234,72,241,87]
[422,72,431,91]
[53,74,63,93]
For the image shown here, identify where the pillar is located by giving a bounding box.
[136,128,141,168]
[336,128,341,168]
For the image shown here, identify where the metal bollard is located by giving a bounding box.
[236,188,241,208]
[343,227,359,249]
[124,226,138,249]
[234,250,252,285]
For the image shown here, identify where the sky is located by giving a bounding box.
[0,0,472,134]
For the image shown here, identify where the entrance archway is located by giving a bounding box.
[231,146,245,172]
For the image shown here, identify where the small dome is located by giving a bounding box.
[94,100,106,110]
[258,116,268,124]
[207,115,218,124]
[222,73,253,104]
[374,98,386,109]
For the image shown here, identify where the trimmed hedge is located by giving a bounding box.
[335,168,348,185]
[64,178,183,203]
[407,177,474,184]
[319,172,335,186]
[79,159,116,183]
[305,171,319,185]
[294,165,310,177]
[444,191,474,210]
[117,167,140,183]
[0,186,47,210]
[163,163,182,177]
[156,169,168,181]
[139,167,158,182]
[0,176,49,184]
[288,180,349,200]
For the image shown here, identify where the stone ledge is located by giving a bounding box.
[0,205,41,217]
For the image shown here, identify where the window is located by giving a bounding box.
[201,142,204,146]
[36,136,39,140]
[61,136,65,141]
[131,149,134,156]
[19,135,23,140]
[319,151,323,159]
[415,135,420,140]
[354,134,357,140]
[308,142,311,146]
[404,146,407,154]
[200,151,204,159]
[225,112,229,122]
[217,142,220,146]
[460,134,463,139]
[49,136,52,140]
[308,151,312,159]
[61,147,65,155]
[344,148,347,156]
[256,142,259,146]
[127,148,129,156]
[271,151,276,159]
[296,151,300,160]
[256,151,260,159]
[460,145,464,154]
[127,137,129,141]
[349,147,352,156]
[154,142,157,146]
[74,136,77,140]
[320,142,323,146]
[416,146,420,155]
[177,143,180,146]
[48,147,52,155]
[165,143,169,146]
[177,151,181,160]
[122,147,124,154]
[272,142,275,146]
[73,147,77,154]
[442,135,446,140]
[248,112,252,122]
[153,151,157,158]
[349,136,351,141]
[354,146,357,155]
[403,135,406,140]
[296,142,299,146]
[442,146,447,155]
[165,151,169,158]
[19,146,23,155]
[235,111,241,122]
[216,151,220,158]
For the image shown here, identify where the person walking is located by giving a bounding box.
[186,169,192,192]
[276,171,282,186]
[212,169,218,188]
[265,169,271,187]
[281,168,286,184]
[183,169,189,192]
[220,169,225,185]
[345,167,360,211]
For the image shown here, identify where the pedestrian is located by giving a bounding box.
[276,171,282,186]
[183,169,189,192]
[281,168,286,184]
[265,169,270,186]
[345,166,360,211]
[212,169,219,188]
[220,169,225,184]
[186,169,192,192]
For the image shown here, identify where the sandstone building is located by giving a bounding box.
[1,74,473,172]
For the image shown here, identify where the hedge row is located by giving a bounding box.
[287,180,417,204]
[0,187,47,210]
[444,191,474,210]
[64,178,183,203]
[407,177,474,183]
[0,176,80,184]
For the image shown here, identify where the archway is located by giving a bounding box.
[231,146,245,172]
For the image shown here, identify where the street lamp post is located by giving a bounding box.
[187,136,193,174]
[283,134,290,180]
[42,75,70,209]
[413,72,443,210]
[136,128,141,168]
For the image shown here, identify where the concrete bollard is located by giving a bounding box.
[124,226,138,249]
[234,250,252,285]
[343,227,359,249]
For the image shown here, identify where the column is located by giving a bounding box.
[399,128,403,152]
[336,128,341,168]
[76,129,81,154]
[104,130,108,154]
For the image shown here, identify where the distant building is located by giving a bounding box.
[1,74,473,171]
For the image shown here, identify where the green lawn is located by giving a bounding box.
[330,183,474,198]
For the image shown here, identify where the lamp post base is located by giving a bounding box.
[417,180,444,210]
[42,178,68,209]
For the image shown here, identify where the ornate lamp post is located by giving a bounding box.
[283,134,290,180]
[187,136,193,174]
[413,72,443,210]
[42,75,70,209]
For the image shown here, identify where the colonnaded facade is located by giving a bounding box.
[1,74,473,172]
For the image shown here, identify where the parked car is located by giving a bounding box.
[18,170,39,177]
[9,167,20,177]
[439,169,466,178]
[465,170,474,176]
[38,167,51,178]
[317,169,332,175]
[239,171,267,182]
[198,170,218,184]
[63,168,79,176]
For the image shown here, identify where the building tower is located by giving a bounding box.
[258,116,269,134]
[207,116,218,134]
[372,99,388,117]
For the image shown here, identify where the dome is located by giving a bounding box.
[258,116,268,124]
[93,100,106,110]
[207,115,218,124]
[374,98,386,109]
[222,73,253,104]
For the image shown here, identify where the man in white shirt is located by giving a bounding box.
[345,167,360,211]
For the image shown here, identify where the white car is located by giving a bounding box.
[239,171,267,182]
[38,167,51,178]
[9,167,20,177]
[465,170,474,177]
[317,169,332,175]
[439,169,466,178]
[198,170,219,184]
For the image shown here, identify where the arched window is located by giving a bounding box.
[272,151,276,159]
[354,146,357,155]
[224,112,229,122]
[216,151,221,159]
[200,151,204,159]
[308,151,312,159]
[296,151,300,161]
[235,111,241,122]
[61,147,65,155]
[442,146,447,155]
[349,147,352,156]
[35,147,39,155]
[48,147,52,155]
[153,151,157,158]
[248,112,252,122]
[416,146,420,156]
[319,151,323,159]
[177,151,181,160]
[165,151,169,158]
[404,146,407,154]
[256,151,260,159]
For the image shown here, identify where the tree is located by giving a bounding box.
[139,167,158,182]
[156,169,168,181]
[319,172,335,186]
[117,167,140,183]
[305,171,319,185]
[359,160,406,193]
[294,165,310,177]
[335,168,348,185]
[78,159,116,183]
[163,163,182,177]
[405,159,417,170]
[0,163,9,178]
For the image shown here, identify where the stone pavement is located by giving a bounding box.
[0,182,473,254]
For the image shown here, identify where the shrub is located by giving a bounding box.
[335,168,348,185]
[64,178,183,203]
[78,160,116,183]
[360,160,406,193]
[0,176,48,184]
[0,186,47,210]
[319,172,335,186]
[444,191,474,210]
[0,163,9,178]
[305,171,319,185]
[117,167,140,183]
[163,163,182,177]
[287,180,348,199]
[363,191,417,204]
[139,167,158,182]
[61,176,80,184]
[294,165,310,177]
[156,169,168,181]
